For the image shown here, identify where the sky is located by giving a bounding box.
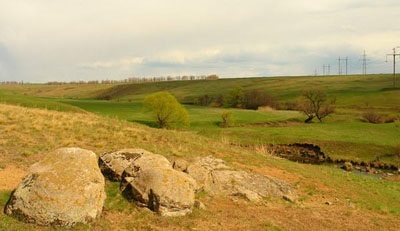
[0,0,400,83]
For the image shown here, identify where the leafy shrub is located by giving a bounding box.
[143,91,189,129]
[220,111,234,127]
[224,87,245,108]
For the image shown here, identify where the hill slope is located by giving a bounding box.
[0,104,399,230]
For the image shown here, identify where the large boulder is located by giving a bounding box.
[211,170,295,202]
[186,156,229,192]
[99,148,152,181]
[123,167,197,216]
[5,148,106,227]
[186,156,296,202]
[120,151,197,216]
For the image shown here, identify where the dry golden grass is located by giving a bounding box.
[1,103,400,230]
[0,103,241,167]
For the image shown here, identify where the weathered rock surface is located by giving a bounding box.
[123,167,197,216]
[172,158,189,172]
[186,156,296,202]
[99,148,152,181]
[186,156,230,192]
[117,150,197,216]
[5,148,106,227]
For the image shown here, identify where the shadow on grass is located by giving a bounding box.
[129,120,159,128]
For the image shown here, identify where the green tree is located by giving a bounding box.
[224,87,245,108]
[143,91,189,128]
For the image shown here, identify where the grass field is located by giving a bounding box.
[0,103,399,230]
[1,74,399,166]
[54,99,400,165]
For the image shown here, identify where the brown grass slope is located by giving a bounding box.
[0,104,399,230]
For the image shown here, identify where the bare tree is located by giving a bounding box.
[297,89,335,123]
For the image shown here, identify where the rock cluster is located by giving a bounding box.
[5,147,296,227]
[5,148,106,227]
[100,149,196,216]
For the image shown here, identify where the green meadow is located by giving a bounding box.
[1,74,399,165]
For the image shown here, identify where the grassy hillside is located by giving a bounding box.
[1,74,399,165]
[0,104,399,230]
[89,74,400,110]
[54,99,400,165]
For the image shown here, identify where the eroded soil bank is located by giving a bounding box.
[261,143,399,177]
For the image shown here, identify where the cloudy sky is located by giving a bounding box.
[1,0,399,83]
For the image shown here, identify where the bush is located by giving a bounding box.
[362,112,384,124]
[243,89,279,110]
[224,87,245,108]
[143,91,189,129]
[297,89,335,123]
[220,111,234,127]
[196,94,214,106]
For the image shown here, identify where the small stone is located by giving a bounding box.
[283,195,296,203]
[194,200,206,210]
[341,162,353,171]
[325,201,332,206]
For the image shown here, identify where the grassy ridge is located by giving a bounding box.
[91,75,400,109]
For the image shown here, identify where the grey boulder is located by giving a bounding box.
[5,148,106,227]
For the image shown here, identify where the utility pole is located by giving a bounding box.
[386,47,400,88]
[338,57,342,75]
[328,64,331,75]
[345,57,349,75]
[323,65,326,76]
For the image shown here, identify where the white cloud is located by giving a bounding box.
[0,0,399,82]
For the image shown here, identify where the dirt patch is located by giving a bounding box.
[0,165,26,190]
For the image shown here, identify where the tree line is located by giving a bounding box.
[45,75,219,85]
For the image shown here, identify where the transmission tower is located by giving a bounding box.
[386,47,400,88]
[360,50,368,75]
[344,57,349,75]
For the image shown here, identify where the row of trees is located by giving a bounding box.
[46,75,219,85]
